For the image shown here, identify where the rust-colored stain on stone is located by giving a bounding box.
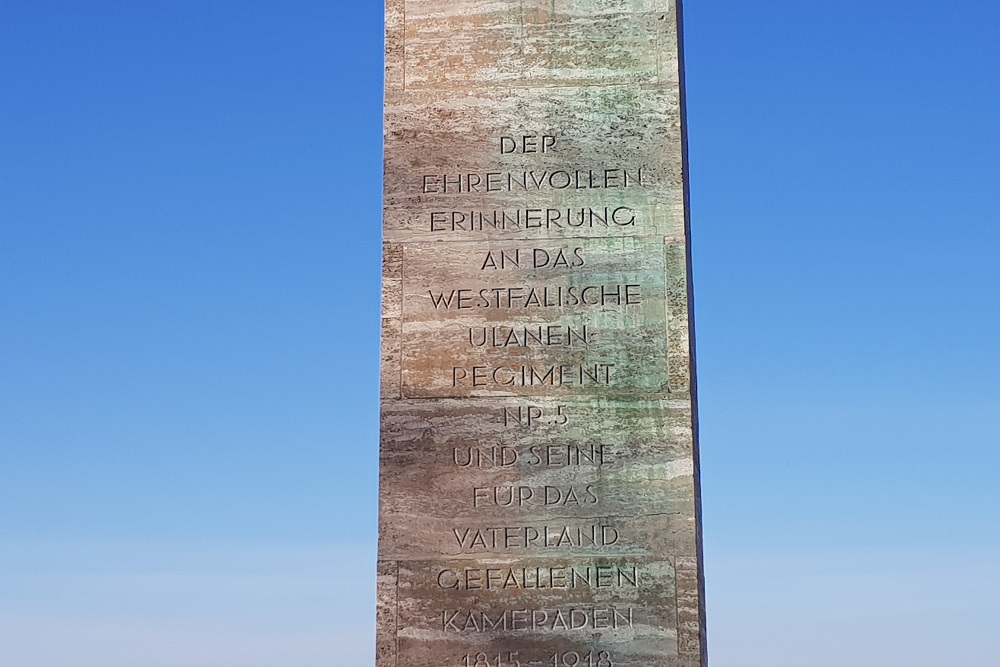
[378,1,705,665]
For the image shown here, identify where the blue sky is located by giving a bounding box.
[1,1,998,665]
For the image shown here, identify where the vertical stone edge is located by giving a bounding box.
[665,238,691,396]
[385,0,404,91]
[674,0,708,664]
[379,2,402,663]
[656,0,681,87]
[382,0,405,401]
[375,560,399,667]
[675,556,701,659]
[381,243,403,400]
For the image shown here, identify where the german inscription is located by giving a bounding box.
[378,1,705,666]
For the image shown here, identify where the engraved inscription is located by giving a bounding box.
[429,206,638,233]
[400,238,670,398]
[452,525,620,551]
[472,485,599,508]
[467,325,591,348]
[452,444,613,468]
[437,565,638,591]
[442,607,634,633]
[462,652,520,667]
[451,363,615,389]
[499,134,558,153]
[379,2,703,664]
[502,405,570,427]
[479,247,586,270]
[428,284,641,310]
[379,398,697,559]
[459,650,617,667]
[420,167,645,194]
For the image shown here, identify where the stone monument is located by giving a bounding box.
[377,1,705,665]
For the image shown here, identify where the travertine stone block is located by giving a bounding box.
[377,1,705,664]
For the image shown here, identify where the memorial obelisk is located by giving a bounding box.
[376,1,705,665]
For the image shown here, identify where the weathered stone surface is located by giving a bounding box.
[379,398,697,562]
[400,238,671,398]
[395,557,679,667]
[383,86,686,244]
[378,0,704,664]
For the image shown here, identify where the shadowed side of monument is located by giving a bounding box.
[378,1,705,665]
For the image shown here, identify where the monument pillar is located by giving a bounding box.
[377,1,705,665]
